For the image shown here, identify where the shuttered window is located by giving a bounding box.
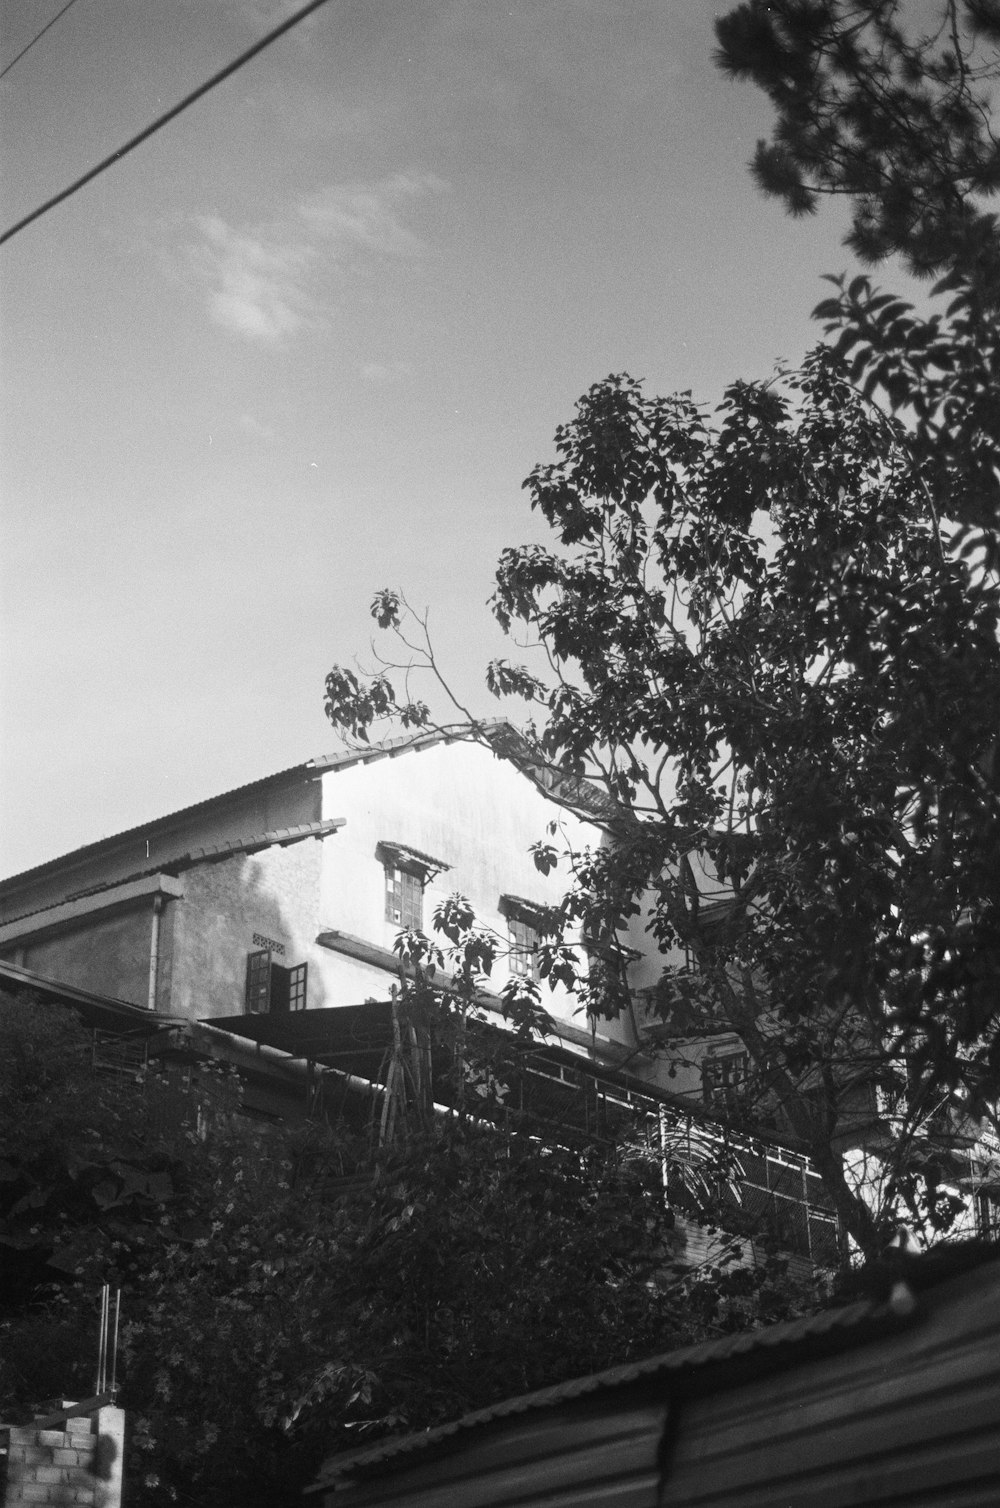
[385,865,423,929]
[245,951,308,1014]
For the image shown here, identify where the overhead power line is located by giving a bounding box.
[0,0,85,81]
[0,0,333,247]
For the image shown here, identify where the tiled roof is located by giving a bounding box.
[159,817,345,873]
[0,819,345,929]
[0,759,318,890]
[311,721,618,824]
[0,718,615,894]
[0,726,504,892]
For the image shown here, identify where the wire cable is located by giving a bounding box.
[0,0,333,247]
[0,0,84,81]
[1,0,84,82]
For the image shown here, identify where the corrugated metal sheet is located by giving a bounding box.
[317,1400,666,1507]
[311,1258,1000,1507]
[311,1296,885,1490]
[661,1262,1000,1506]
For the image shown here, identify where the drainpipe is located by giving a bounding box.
[147,896,163,1012]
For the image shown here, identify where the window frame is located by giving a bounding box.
[245,949,308,1014]
[508,911,541,981]
[376,841,450,933]
[245,949,272,1014]
[384,862,424,929]
[499,894,547,983]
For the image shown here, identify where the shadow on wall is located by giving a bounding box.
[173,840,329,1019]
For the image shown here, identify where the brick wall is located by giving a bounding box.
[2,1407,123,1508]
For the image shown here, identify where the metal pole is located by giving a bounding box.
[96,1285,109,1395]
[109,1289,121,1399]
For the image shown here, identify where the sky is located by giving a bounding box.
[0,0,864,879]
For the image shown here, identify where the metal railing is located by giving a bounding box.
[501,1051,841,1265]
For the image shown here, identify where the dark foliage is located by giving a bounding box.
[325,354,1000,1258]
[715,0,1000,530]
[2,995,772,1506]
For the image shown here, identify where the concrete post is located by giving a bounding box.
[92,1407,124,1508]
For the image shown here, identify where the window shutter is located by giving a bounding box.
[400,870,423,929]
[288,962,307,1012]
[385,864,423,928]
[385,865,404,924]
[245,950,271,1014]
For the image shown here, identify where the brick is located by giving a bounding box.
[33,1465,69,1483]
[8,1444,51,1466]
[8,1485,53,1503]
[66,1417,94,1438]
[35,1429,68,1447]
[69,1493,96,1506]
[53,1446,89,1466]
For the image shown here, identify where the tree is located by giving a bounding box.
[0,990,218,1307]
[324,352,1000,1258]
[714,0,1000,533]
[3,995,764,1507]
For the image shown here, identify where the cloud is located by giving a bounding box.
[190,215,318,342]
[299,173,450,256]
[187,173,448,344]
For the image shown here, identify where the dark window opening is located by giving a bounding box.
[702,1049,750,1109]
[245,950,308,1014]
[975,1189,1000,1238]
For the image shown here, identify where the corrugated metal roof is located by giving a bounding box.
[311,1293,900,1490]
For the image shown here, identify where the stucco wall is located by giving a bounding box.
[1,902,156,1007]
[315,739,637,1050]
[168,838,326,1019]
[0,770,322,926]
[0,741,715,1088]
[618,849,736,1099]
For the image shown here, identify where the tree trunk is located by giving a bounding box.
[805,1136,883,1262]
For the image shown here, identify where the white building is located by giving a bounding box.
[0,728,679,1079]
[0,726,847,1267]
